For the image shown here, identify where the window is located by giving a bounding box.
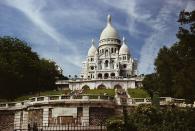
[111,48,113,53]
[105,60,109,67]
[91,66,94,70]
[91,58,94,61]
[98,73,102,78]
[123,64,127,68]
[105,50,108,56]
[111,73,115,77]
[104,73,109,79]
[111,60,114,69]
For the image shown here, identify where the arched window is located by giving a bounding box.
[111,73,115,77]
[82,85,90,90]
[104,73,109,79]
[105,50,108,56]
[111,48,113,53]
[105,60,109,68]
[98,73,102,79]
[97,84,106,89]
[114,85,122,89]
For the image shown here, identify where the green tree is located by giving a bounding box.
[142,73,159,98]
[0,36,61,100]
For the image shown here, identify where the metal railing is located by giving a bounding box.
[14,123,107,131]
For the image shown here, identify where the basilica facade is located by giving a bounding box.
[65,15,142,90]
[80,15,137,80]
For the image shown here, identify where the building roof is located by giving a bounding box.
[119,37,130,55]
[88,39,97,57]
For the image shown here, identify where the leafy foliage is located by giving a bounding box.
[107,105,195,131]
[0,36,61,100]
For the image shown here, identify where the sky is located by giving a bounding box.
[0,0,194,76]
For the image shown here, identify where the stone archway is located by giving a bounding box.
[114,84,122,89]
[82,85,90,90]
[97,84,106,89]
[104,73,109,79]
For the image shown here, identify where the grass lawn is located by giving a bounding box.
[1,88,149,102]
[128,88,149,98]
[83,89,115,96]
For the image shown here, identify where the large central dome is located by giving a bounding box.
[99,15,120,41]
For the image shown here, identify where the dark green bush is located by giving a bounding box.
[106,105,195,131]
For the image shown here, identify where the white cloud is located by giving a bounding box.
[1,0,194,76]
[138,1,183,74]
[103,0,193,74]
[2,0,103,75]
[3,0,80,59]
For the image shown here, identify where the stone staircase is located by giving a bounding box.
[115,89,132,105]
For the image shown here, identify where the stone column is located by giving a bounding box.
[43,108,49,126]
[21,110,28,129]
[82,107,89,126]
[14,111,22,129]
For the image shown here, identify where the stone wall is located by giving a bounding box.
[48,107,83,125]
[28,109,43,126]
[0,111,14,131]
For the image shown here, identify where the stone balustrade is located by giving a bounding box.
[130,97,188,107]
[0,94,114,110]
[0,95,194,110]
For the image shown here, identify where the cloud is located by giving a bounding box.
[3,0,80,62]
[1,0,194,76]
[103,0,194,74]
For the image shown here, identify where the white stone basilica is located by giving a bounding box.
[80,15,137,79]
[57,15,143,90]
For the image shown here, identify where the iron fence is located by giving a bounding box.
[14,123,107,131]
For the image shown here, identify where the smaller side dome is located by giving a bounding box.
[88,39,97,57]
[119,37,129,55]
